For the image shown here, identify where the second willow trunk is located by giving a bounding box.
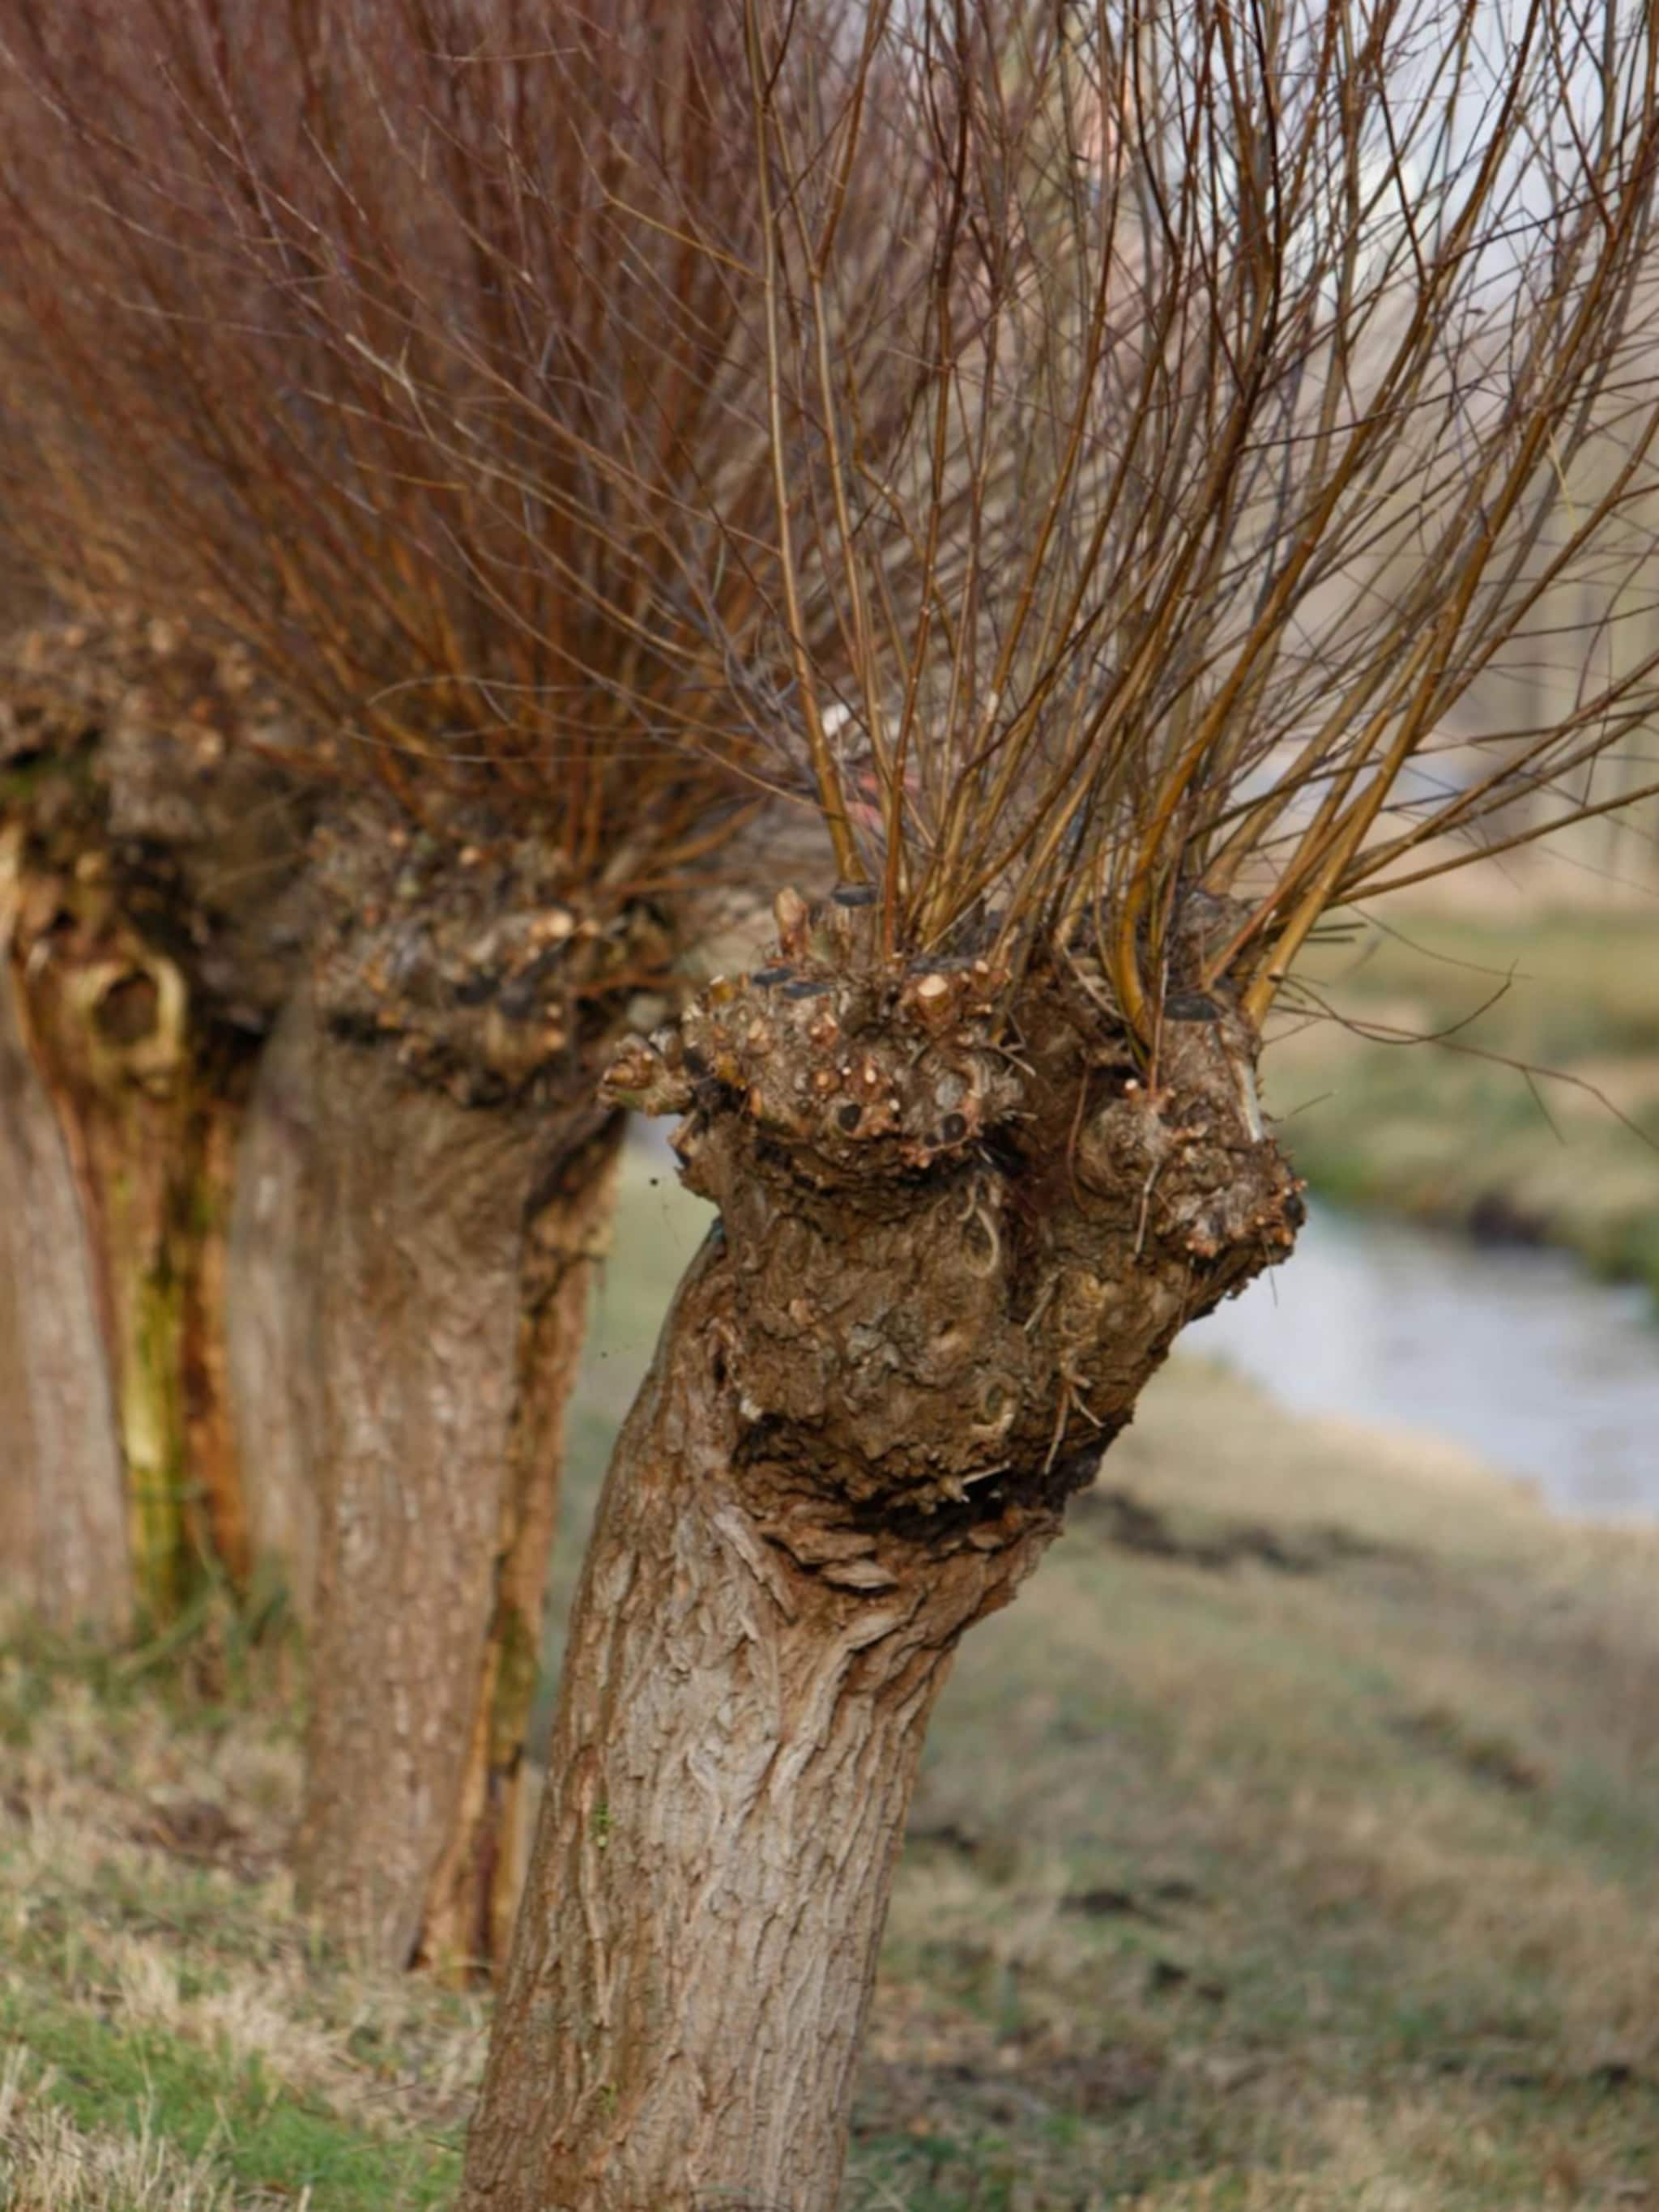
[290,812,671,1971]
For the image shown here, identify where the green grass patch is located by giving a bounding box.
[1270,905,1659,1298]
[2,1993,461,2210]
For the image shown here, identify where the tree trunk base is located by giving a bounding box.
[418,1123,626,1974]
[293,1001,625,1973]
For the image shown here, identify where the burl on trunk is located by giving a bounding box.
[461,894,1300,2212]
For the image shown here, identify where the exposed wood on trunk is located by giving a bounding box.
[178,1087,250,1585]
[419,1122,626,1973]
[6,894,253,1617]
[463,909,1302,2212]
[225,991,322,1627]
[0,612,313,1627]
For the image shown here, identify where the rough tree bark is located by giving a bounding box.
[292,807,663,1971]
[461,893,1301,2212]
[294,1028,623,1971]
[423,1120,627,1970]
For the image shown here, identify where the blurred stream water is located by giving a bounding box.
[1190,1204,1659,1523]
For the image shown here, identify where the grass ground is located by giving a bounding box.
[1269,905,1659,1296]
[6,1153,1659,2210]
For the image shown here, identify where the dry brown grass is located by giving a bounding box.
[0,1622,480,2208]
[5,1152,1659,2208]
[856,1339,1659,2208]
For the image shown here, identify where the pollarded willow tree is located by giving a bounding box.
[0,607,314,1633]
[0,0,912,1967]
[454,0,1659,2204]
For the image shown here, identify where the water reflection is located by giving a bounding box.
[1188,1205,1659,1522]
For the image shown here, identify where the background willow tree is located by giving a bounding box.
[0,0,871,1967]
[451,0,1659,2205]
[0,604,314,1634]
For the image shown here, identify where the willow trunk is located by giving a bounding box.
[461,925,1300,2211]
[294,1008,624,1972]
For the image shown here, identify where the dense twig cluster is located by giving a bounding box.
[2,0,1656,1017]
[0,1,796,889]
[696,0,1659,1033]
